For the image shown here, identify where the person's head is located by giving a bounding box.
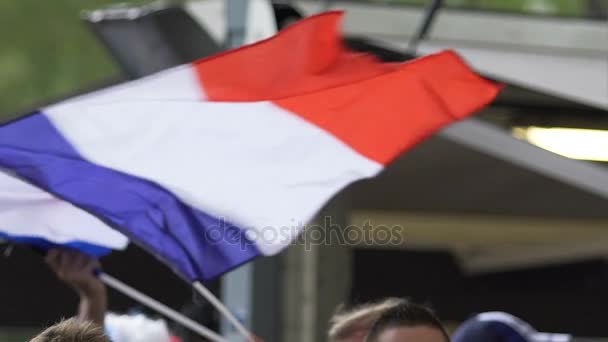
[328,298,405,342]
[365,301,450,342]
[30,318,110,342]
[451,311,571,342]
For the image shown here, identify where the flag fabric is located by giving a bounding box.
[0,12,500,281]
[0,170,128,256]
[452,312,572,342]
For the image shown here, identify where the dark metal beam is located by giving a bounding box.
[408,0,444,52]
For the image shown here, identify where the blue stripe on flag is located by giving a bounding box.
[0,113,261,281]
[0,231,113,257]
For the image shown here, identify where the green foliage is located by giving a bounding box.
[447,0,584,15]
[364,0,588,16]
[0,0,152,120]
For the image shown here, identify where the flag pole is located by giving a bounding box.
[193,281,254,341]
[99,272,227,342]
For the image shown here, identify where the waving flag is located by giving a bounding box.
[0,170,128,256]
[0,12,500,281]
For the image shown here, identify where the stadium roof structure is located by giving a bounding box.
[289,0,608,273]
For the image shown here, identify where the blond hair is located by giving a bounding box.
[30,318,109,342]
[328,298,405,341]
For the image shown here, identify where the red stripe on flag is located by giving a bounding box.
[193,12,398,101]
[193,11,501,165]
[276,51,501,165]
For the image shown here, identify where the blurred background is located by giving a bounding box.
[0,0,607,341]
[1,0,606,119]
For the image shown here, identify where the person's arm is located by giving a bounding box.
[46,249,107,326]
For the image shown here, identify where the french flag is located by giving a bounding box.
[0,170,128,256]
[0,12,500,281]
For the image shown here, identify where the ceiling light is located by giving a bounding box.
[512,126,608,162]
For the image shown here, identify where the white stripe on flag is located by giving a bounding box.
[0,170,128,249]
[44,95,381,255]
